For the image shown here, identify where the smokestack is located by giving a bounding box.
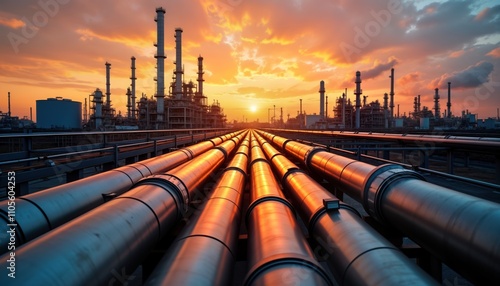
[342,90,346,128]
[434,88,440,119]
[174,28,183,99]
[447,82,451,118]
[319,80,325,118]
[384,93,389,128]
[397,104,400,118]
[30,107,32,122]
[155,7,166,128]
[93,89,103,129]
[300,99,302,115]
[8,92,11,117]
[105,62,111,107]
[413,96,418,115]
[389,68,395,119]
[354,71,362,129]
[130,56,137,119]
[197,55,204,98]
[325,95,328,119]
[418,94,421,112]
[126,87,132,118]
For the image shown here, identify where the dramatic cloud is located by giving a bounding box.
[0,0,499,121]
[430,61,494,89]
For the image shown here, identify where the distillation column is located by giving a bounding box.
[174,28,183,100]
[131,56,137,118]
[354,71,362,129]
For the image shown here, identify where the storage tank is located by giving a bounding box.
[36,97,82,129]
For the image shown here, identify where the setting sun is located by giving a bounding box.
[250,105,257,113]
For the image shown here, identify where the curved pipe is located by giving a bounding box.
[0,133,243,286]
[257,130,500,284]
[0,131,242,252]
[244,132,332,286]
[145,134,250,285]
[254,132,437,285]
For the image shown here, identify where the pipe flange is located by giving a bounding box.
[362,165,424,221]
[281,167,303,187]
[243,253,333,286]
[214,146,228,161]
[281,139,292,151]
[303,147,325,170]
[135,174,189,213]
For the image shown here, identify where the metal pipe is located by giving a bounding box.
[0,132,244,286]
[244,132,332,286]
[258,130,500,284]
[146,134,250,285]
[255,131,437,285]
[0,132,241,254]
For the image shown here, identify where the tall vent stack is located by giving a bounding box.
[155,7,166,128]
[418,94,421,112]
[384,93,389,129]
[126,88,132,118]
[105,62,111,107]
[130,57,137,118]
[389,68,395,124]
[174,28,183,99]
[197,55,204,97]
[434,88,440,119]
[7,92,11,117]
[354,71,362,129]
[319,80,325,118]
[447,82,451,118]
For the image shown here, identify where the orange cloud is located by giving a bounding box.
[0,16,24,29]
[487,47,500,58]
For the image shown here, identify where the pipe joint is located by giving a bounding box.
[243,253,332,286]
[135,174,189,213]
[363,165,424,221]
[307,202,361,236]
[304,147,326,169]
[214,146,228,161]
[245,196,295,227]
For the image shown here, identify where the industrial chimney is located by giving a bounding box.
[319,80,325,118]
[384,93,389,129]
[417,94,421,112]
[197,55,204,98]
[174,28,183,100]
[105,62,111,108]
[130,56,137,119]
[354,71,362,129]
[126,87,132,118]
[434,88,440,119]
[389,68,395,122]
[155,7,166,128]
[447,82,451,118]
[93,89,103,129]
[7,92,11,117]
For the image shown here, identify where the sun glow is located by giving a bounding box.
[250,105,257,113]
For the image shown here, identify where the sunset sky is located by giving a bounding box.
[1,0,499,123]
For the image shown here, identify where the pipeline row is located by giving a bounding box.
[2,133,241,276]
[145,133,250,285]
[0,130,246,285]
[253,131,436,285]
[257,129,500,285]
[0,131,242,254]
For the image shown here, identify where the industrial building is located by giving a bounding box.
[86,8,226,131]
[36,97,82,130]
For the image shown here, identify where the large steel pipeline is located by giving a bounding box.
[253,132,437,285]
[145,134,250,285]
[257,130,500,284]
[244,131,332,286]
[0,131,241,254]
[0,132,245,286]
